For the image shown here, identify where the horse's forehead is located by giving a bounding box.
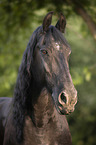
[49,34,70,50]
[54,42,60,51]
[38,30,71,54]
[49,40,71,54]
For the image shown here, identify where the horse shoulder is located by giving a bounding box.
[0,97,16,145]
[49,110,72,145]
[23,114,72,145]
[0,97,12,144]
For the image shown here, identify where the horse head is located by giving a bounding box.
[26,12,77,115]
[13,12,78,143]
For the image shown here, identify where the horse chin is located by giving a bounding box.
[59,108,75,115]
[55,104,75,115]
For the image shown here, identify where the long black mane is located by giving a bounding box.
[13,27,39,142]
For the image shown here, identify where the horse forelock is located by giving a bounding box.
[50,26,70,49]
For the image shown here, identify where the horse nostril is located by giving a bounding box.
[61,93,67,104]
[58,92,67,105]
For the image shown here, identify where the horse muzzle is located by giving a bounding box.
[52,89,77,115]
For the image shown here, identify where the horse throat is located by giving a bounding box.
[32,88,54,128]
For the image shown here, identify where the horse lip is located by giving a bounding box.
[58,107,69,115]
[53,101,76,115]
[58,104,76,115]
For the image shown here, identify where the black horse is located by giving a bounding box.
[0,12,77,145]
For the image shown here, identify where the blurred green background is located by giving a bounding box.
[0,0,96,145]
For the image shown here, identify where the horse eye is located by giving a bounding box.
[41,50,48,55]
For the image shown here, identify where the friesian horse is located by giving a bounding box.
[0,12,77,145]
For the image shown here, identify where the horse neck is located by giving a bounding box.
[31,87,55,128]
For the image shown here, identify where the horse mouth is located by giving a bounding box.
[58,105,75,115]
[53,97,77,115]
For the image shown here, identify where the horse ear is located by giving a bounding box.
[55,13,66,33]
[43,11,53,32]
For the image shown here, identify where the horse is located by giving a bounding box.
[0,12,77,145]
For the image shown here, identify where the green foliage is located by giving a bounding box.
[0,2,96,145]
[66,14,96,145]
